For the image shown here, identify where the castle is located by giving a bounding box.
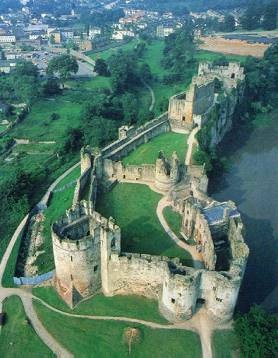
[51,62,249,323]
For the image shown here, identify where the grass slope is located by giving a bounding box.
[97,183,193,266]
[122,132,188,166]
[36,185,76,274]
[0,296,53,358]
[34,300,202,358]
[33,287,167,324]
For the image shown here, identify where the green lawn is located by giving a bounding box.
[163,207,183,238]
[67,76,111,91]
[97,183,193,266]
[122,132,188,166]
[34,300,202,357]
[33,287,167,324]
[54,165,80,190]
[196,50,247,64]
[213,330,240,358]
[36,185,76,274]
[11,96,82,142]
[0,296,53,358]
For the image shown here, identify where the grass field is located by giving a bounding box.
[33,287,167,324]
[163,207,183,238]
[212,330,240,358]
[196,49,248,64]
[54,165,80,190]
[34,300,202,357]
[0,296,53,358]
[11,96,82,142]
[97,183,193,266]
[122,132,188,166]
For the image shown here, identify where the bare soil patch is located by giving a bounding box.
[199,36,269,58]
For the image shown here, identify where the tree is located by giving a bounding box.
[139,63,152,82]
[94,58,109,76]
[222,15,236,32]
[240,1,262,30]
[234,306,278,357]
[47,55,78,87]
[108,51,140,93]
[61,127,84,154]
[262,1,278,30]
[13,60,38,78]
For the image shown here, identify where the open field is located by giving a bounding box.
[0,296,53,358]
[212,330,240,358]
[122,132,188,166]
[199,36,269,58]
[11,96,82,142]
[33,287,167,324]
[34,300,202,357]
[97,183,193,266]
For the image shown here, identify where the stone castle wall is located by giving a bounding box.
[52,61,248,322]
[101,112,169,162]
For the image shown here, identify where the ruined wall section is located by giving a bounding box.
[73,148,94,207]
[100,113,169,163]
[102,160,156,183]
[168,77,215,132]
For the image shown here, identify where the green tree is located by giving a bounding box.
[262,1,278,30]
[234,306,278,357]
[140,63,152,82]
[94,58,110,76]
[47,55,78,87]
[240,1,262,30]
[222,15,236,32]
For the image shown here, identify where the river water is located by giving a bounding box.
[209,120,278,313]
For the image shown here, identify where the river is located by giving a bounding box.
[209,119,278,313]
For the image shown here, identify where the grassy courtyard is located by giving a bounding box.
[33,287,167,324]
[163,207,183,238]
[34,300,202,357]
[0,296,53,358]
[122,132,188,166]
[97,183,193,266]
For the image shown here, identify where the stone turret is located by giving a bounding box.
[155,151,181,191]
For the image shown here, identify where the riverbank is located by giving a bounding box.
[209,112,278,313]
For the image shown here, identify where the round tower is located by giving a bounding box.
[52,215,101,307]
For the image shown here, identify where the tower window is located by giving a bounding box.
[111,238,116,249]
[70,274,73,281]
[231,73,235,79]
[182,116,186,122]
[94,265,98,272]
[171,298,176,304]
[70,256,73,262]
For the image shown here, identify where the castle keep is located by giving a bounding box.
[52,62,249,323]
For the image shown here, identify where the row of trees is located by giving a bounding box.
[240,0,278,31]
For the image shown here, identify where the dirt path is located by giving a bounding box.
[141,78,156,111]
[156,196,204,269]
[185,126,199,165]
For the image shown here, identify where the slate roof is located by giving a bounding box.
[202,203,240,225]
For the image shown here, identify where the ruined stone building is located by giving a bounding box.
[51,62,249,323]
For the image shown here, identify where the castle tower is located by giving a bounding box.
[155,151,180,192]
[52,202,121,307]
